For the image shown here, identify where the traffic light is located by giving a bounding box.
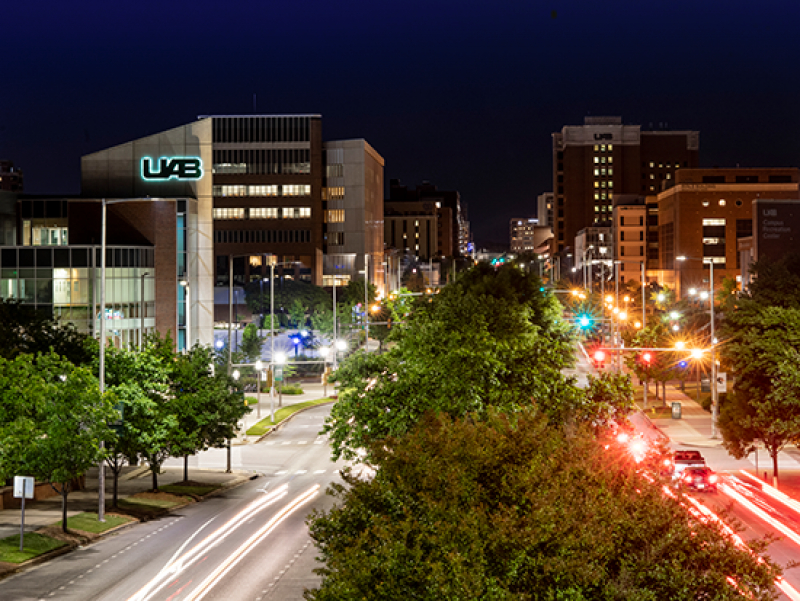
[639,351,653,368]
[576,313,593,329]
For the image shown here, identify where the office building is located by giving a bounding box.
[656,168,800,297]
[611,196,647,284]
[552,116,699,255]
[0,160,23,192]
[536,192,553,228]
[322,139,385,293]
[509,218,551,254]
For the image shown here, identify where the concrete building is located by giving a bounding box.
[552,116,699,255]
[536,192,553,228]
[79,114,385,343]
[612,196,647,285]
[387,180,468,258]
[656,168,800,297]
[322,139,385,293]
[509,218,551,254]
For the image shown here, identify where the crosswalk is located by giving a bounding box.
[264,438,328,446]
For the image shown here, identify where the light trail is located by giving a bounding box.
[183,484,320,601]
[737,470,800,517]
[128,484,289,601]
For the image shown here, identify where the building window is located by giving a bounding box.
[283,185,311,196]
[282,207,311,219]
[324,209,345,223]
[248,185,279,196]
[213,185,247,197]
[213,208,245,219]
[250,207,279,219]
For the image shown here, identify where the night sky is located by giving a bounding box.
[3,1,800,246]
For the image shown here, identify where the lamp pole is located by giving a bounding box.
[255,360,262,419]
[364,253,369,350]
[333,274,339,369]
[139,272,149,349]
[676,256,718,438]
[99,199,107,522]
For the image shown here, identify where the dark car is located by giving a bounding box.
[681,466,718,492]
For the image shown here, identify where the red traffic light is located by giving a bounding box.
[641,352,653,366]
[593,350,606,363]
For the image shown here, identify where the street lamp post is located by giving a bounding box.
[255,360,262,419]
[319,346,330,397]
[677,255,718,438]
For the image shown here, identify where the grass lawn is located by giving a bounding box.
[160,483,220,497]
[246,398,333,436]
[0,532,67,563]
[56,512,134,534]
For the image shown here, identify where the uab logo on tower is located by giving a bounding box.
[141,157,203,181]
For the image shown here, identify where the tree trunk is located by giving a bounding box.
[61,486,69,533]
[184,455,189,483]
[152,466,158,491]
[772,448,780,489]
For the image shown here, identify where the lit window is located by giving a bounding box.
[601,192,607,200]
[666,173,671,180]
[608,157,613,164]
[250,207,279,219]
[324,209,344,223]
[594,145,599,151]
[601,157,606,164]
[594,182,600,188]
[702,200,709,207]
[594,193,600,200]
[650,174,655,180]
[608,181,613,188]
[719,199,726,206]
[600,145,606,152]
[608,168,613,176]
[212,208,245,220]
[703,218,726,226]
[283,185,311,196]
[594,157,599,164]
[213,185,247,197]
[649,162,654,168]
[594,169,600,176]
[248,185,279,196]
[608,144,613,151]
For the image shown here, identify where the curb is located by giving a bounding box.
[246,399,336,444]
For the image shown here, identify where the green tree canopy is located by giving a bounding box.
[0,299,96,365]
[307,410,780,600]
[0,353,116,531]
[323,264,580,460]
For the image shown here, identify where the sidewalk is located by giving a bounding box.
[0,378,334,576]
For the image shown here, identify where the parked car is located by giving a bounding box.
[681,466,719,492]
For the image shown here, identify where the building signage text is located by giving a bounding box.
[141,157,203,181]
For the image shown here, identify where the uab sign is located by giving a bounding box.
[141,157,203,181]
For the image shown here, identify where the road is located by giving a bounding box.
[0,404,351,601]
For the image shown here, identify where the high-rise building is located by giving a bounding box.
[509,218,551,254]
[81,114,383,344]
[552,116,699,255]
[322,139,385,293]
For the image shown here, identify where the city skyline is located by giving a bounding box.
[2,1,799,246]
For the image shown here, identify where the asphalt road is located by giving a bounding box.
[0,404,352,601]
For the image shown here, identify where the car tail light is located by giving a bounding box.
[709,474,718,484]
[684,473,692,482]
[617,432,630,444]
[663,459,672,467]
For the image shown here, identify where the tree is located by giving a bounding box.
[288,298,307,329]
[240,323,264,363]
[719,306,800,482]
[0,353,116,532]
[307,410,780,600]
[169,345,249,482]
[0,299,96,365]
[583,371,636,427]
[323,265,580,460]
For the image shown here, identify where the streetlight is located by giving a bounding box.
[268,258,297,412]
[274,351,286,409]
[140,272,150,349]
[98,197,158,522]
[677,255,718,438]
[255,360,263,419]
[319,346,330,397]
[335,338,347,368]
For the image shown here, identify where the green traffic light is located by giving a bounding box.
[577,314,592,329]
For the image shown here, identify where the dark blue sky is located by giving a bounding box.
[3,1,800,245]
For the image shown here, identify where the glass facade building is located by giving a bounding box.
[0,245,155,348]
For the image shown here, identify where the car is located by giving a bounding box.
[681,466,719,492]
[671,450,706,481]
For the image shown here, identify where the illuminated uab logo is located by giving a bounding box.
[141,157,203,181]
